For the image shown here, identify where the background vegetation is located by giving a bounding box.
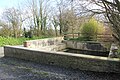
[0,0,117,46]
[80,18,104,41]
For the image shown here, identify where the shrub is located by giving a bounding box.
[80,18,104,41]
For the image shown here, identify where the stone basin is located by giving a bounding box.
[4,37,120,73]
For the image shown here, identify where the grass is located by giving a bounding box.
[0,36,49,47]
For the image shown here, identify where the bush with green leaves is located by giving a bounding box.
[80,18,104,41]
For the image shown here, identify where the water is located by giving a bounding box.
[64,48,109,57]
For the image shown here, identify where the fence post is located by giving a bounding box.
[64,33,68,40]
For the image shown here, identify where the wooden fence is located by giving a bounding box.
[64,33,113,42]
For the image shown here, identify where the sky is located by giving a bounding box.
[0,0,26,8]
[0,0,25,16]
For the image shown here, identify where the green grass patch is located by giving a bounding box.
[0,36,48,47]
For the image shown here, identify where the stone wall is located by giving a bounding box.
[24,37,66,51]
[0,47,4,57]
[4,46,120,73]
[0,47,4,54]
[64,40,110,51]
[24,37,110,52]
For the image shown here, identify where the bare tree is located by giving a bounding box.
[28,0,50,36]
[52,17,59,36]
[84,0,120,43]
[0,21,12,37]
[55,0,68,35]
[101,0,120,43]
[2,7,30,38]
[3,8,23,38]
[56,0,78,35]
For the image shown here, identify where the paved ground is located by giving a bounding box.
[0,47,120,80]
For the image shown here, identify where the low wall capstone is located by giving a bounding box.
[4,46,120,73]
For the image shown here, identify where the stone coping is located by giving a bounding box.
[24,37,64,50]
[4,46,120,62]
[25,37,63,42]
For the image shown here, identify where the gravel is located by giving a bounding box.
[0,56,119,80]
